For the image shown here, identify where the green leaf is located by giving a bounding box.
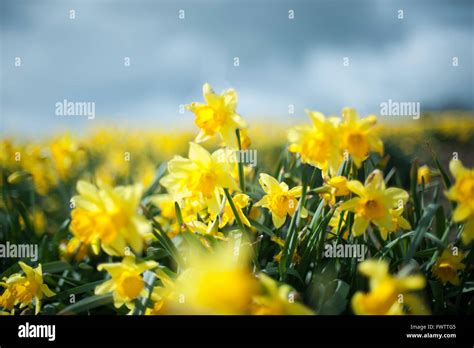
[410,160,422,222]
[318,280,350,315]
[49,280,105,301]
[58,293,113,314]
[142,162,168,197]
[146,247,170,260]
[43,261,73,273]
[405,204,440,262]
[249,219,274,237]
[434,204,446,239]
[297,205,334,278]
[150,224,183,269]
[278,205,299,281]
[429,280,445,314]
[0,260,72,279]
[433,156,451,189]
[414,247,438,258]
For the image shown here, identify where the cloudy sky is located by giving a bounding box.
[1,0,473,137]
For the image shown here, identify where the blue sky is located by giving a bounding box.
[1,0,473,137]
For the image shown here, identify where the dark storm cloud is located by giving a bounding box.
[1,0,473,137]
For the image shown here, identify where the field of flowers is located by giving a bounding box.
[0,84,473,315]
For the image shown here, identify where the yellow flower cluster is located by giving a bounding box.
[0,263,54,315]
[432,248,465,286]
[2,83,472,317]
[70,181,151,256]
[187,83,248,149]
[446,160,474,244]
[340,170,411,239]
[95,255,157,311]
[288,108,383,175]
[352,260,428,315]
[79,83,314,314]
[144,243,313,315]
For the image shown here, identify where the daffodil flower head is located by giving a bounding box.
[1,262,55,315]
[446,159,474,244]
[352,259,428,315]
[70,181,151,256]
[95,255,158,309]
[340,170,409,238]
[255,173,304,228]
[251,273,314,315]
[432,248,466,286]
[186,83,248,149]
[321,175,350,206]
[149,194,178,220]
[59,237,89,262]
[165,242,259,314]
[417,165,431,185]
[145,269,176,315]
[50,133,85,180]
[0,284,19,312]
[160,142,239,215]
[340,108,383,168]
[378,206,412,239]
[211,193,251,229]
[288,110,342,175]
[327,208,349,239]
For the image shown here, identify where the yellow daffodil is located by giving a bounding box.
[186,83,247,149]
[150,194,210,238]
[352,260,429,315]
[255,173,304,228]
[327,209,349,239]
[70,181,151,256]
[0,285,18,312]
[150,194,178,220]
[20,144,58,195]
[145,269,176,315]
[160,243,258,314]
[288,111,342,175]
[251,273,314,315]
[446,159,474,244]
[340,170,409,238]
[184,219,225,240]
[271,235,301,264]
[59,237,89,262]
[432,248,465,286]
[19,209,46,236]
[50,133,85,179]
[0,139,17,168]
[378,206,412,239]
[339,108,383,168]
[238,128,251,150]
[133,161,156,188]
[0,262,55,315]
[213,193,251,228]
[160,143,239,215]
[417,165,431,185]
[321,175,350,206]
[95,255,157,310]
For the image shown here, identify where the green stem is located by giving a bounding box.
[235,129,246,192]
[223,188,247,235]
